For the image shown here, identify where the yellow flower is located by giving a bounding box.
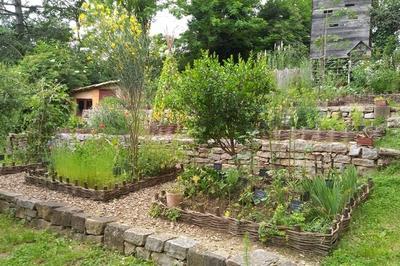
[224,210,231,217]
[192,175,200,184]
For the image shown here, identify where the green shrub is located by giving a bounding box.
[86,97,128,135]
[137,141,183,177]
[178,166,242,199]
[171,53,275,161]
[318,116,347,131]
[350,108,364,131]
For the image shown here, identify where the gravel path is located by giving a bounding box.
[0,173,320,265]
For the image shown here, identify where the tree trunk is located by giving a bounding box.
[14,0,24,35]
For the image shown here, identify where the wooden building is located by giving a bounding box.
[310,0,372,61]
[71,80,119,116]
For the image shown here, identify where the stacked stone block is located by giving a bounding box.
[0,189,296,265]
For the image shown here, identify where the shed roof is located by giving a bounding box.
[72,80,119,93]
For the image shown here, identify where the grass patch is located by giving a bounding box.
[323,163,400,265]
[0,214,152,266]
[376,129,400,150]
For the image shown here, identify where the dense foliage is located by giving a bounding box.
[86,97,129,135]
[50,137,182,188]
[171,53,275,158]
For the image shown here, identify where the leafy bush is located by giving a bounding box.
[352,59,400,94]
[24,80,72,161]
[86,97,128,135]
[137,141,183,177]
[318,116,347,131]
[171,53,275,160]
[178,166,242,200]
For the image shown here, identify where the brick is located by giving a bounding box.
[86,216,117,235]
[71,212,90,233]
[136,246,152,260]
[124,242,136,255]
[35,201,66,221]
[165,236,197,260]
[104,222,131,252]
[123,227,154,246]
[51,206,83,227]
[145,233,175,252]
[151,252,185,266]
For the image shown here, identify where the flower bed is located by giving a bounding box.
[0,163,43,176]
[153,180,373,255]
[25,167,179,201]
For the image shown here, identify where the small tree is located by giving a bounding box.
[24,80,72,162]
[81,2,150,178]
[172,53,275,165]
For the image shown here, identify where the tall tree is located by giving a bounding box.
[371,0,400,54]
[257,0,311,51]
[174,0,266,64]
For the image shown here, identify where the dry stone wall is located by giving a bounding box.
[186,139,400,174]
[0,189,294,266]
[318,105,399,125]
[54,134,400,175]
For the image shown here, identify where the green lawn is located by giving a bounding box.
[0,215,152,266]
[376,129,400,150]
[323,163,400,265]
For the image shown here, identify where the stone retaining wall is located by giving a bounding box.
[318,105,398,125]
[0,189,294,266]
[54,134,400,175]
[188,140,400,174]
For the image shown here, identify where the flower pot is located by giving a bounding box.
[356,135,374,147]
[374,99,388,107]
[166,192,183,207]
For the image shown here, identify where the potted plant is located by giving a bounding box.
[166,183,184,208]
[374,96,388,107]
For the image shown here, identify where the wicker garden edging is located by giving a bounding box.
[0,163,43,176]
[25,169,178,201]
[154,180,374,256]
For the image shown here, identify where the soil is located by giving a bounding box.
[0,173,322,265]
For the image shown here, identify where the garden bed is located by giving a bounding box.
[153,180,374,256]
[25,168,179,201]
[0,163,43,176]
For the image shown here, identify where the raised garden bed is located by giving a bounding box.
[269,129,385,143]
[25,168,179,201]
[0,163,43,176]
[153,180,373,256]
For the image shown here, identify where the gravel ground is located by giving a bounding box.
[0,173,320,265]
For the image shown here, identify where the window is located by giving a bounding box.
[324,9,333,14]
[329,23,339,28]
[76,99,93,116]
[345,3,355,7]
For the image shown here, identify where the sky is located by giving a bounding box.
[23,0,188,37]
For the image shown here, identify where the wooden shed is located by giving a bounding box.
[71,80,119,116]
[310,0,372,60]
